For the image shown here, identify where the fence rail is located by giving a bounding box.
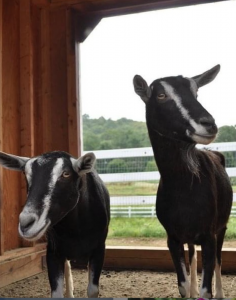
[84,142,236,207]
[84,142,236,182]
[84,142,236,159]
[111,206,236,218]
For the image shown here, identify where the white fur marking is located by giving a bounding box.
[190,248,199,297]
[51,273,64,298]
[25,157,37,187]
[214,260,224,297]
[19,158,64,241]
[160,81,208,136]
[65,260,74,298]
[187,77,198,97]
[200,271,211,298]
[87,265,99,298]
[179,262,190,297]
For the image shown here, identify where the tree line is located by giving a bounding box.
[83,114,236,173]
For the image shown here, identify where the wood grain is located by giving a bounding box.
[41,8,52,152]
[0,0,3,255]
[2,0,22,252]
[0,245,45,288]
[50,9,69,152]
[66,9,79,157]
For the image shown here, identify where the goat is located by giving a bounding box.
[133,65,233,298]
[0,151,110,298]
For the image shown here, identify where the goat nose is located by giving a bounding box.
[199,116,217,133]
[19,213,36,233]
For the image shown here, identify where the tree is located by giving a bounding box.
[215,125,236,142]
[82,114,151,150]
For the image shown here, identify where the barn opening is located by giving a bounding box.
[80,1,236,248]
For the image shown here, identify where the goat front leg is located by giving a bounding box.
[200,234,216,298]
[46,245,66,298]
[214,227,226,298]
[87,243,106,298]
[188,244,199,297]
[168,237,190,298]
[65,260,74,298]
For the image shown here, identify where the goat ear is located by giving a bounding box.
[72,152,96,174]
[133,75,152,103]
[0,151,29,171]
[192,64,220,88]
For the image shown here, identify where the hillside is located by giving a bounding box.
[83,114,151,150]
[83,115,236,151]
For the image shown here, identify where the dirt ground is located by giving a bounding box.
[0,238,235,298]
[0,269,236,298]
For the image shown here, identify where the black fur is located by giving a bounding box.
[133,67,233,298]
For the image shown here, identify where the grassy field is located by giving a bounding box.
[108,217,236,240]
[107,181,236,240]
[106,181,236,196]
[106,181,158,196]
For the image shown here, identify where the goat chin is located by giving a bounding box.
[186,130,216,145]
[18,220,50,242]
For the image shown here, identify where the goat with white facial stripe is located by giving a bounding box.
[0,151,110,298]
[133,65,232,298]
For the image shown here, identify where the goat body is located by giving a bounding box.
[0,151,110,298]
[133,65,233,298]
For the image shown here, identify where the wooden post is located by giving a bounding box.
[1,0,21,252]
[20,0,34,158]
[66,9,79,157]
[19,0,35,248]
[0,0,4,255]
[41,8,52,152]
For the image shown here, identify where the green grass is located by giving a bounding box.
[108,217,166,238]
[106,182,236,196]
[108,217,236,240]
[106,181,158,196]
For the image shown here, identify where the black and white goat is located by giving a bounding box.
[0,151,110,298]
[133,65,233,298]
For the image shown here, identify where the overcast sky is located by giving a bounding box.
[80,0,236,127]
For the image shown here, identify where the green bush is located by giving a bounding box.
[107,158,128,173]
[145,160,158,171]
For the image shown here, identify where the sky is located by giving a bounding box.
[80,0,236,128]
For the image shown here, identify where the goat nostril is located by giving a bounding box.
[199,117,217,131]
[20,215,36,233]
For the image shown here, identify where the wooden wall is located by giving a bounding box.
[0,0,80,255]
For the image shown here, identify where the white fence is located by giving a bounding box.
[111,206,236,218]
[84,142,236,183]
[84,142,236,207]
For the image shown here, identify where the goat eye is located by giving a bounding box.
[62,171,71,178]
[157,93,166,100]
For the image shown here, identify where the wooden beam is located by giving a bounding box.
[32,4,44,155]
[49,0,228,15]
[31,0,50,7]
[0,0,3,256]
[19,0,35,248]
[1,0,22,252]
[41,8,52,152]
[66,9,79,157]
[104,246,236,273]
[83,0,229,18]
[0,244,46,288]
[20,0,34,157]
[73,246,236,273]
[50,9,69,151]
[75,13,101,43]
